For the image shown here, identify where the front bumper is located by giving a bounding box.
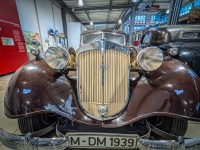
[1,128,200,150]
[0,128,68,150]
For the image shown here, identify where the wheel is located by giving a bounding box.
[148,116,188,136]
[18,114,57,134]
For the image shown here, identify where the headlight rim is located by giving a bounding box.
[44,46,71,70]
[136,47,164,72]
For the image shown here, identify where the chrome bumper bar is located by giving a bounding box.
[0,128,68,150]
[138,137,200,150]
[1,127,200,150]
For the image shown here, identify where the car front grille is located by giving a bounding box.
[77,49,129,120]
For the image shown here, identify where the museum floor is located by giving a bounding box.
[1,74,200,150]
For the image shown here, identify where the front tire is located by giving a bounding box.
[148,116,188,137]
[18,114,57,134]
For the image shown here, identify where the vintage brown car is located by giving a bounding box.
[1,30,200,149]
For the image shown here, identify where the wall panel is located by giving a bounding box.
[0,0,28,75]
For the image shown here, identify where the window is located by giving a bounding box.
[135,15,146,24]
[180,3,192,16]
[134,25,145,32]
[194,0,200,7]
[150,15,156,24]
[155,11,168,23]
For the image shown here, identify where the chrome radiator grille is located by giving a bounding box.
[78,49,129,119]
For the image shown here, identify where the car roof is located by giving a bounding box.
[146,25,200,42]
[149,25,200,32]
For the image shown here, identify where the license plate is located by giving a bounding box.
[67,132,139,149]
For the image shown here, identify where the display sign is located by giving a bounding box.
[145,5,160,12]
[23,31,41,52]
[155,11,168,23]
[0,0,28,75]
[1,37,14,46]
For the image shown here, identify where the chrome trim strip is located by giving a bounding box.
[99,39,106,104]
[0,128,68,150]
[77,40,129,56]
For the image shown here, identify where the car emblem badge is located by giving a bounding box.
[98,105,108,116]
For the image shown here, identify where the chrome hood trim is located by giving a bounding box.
[76,39,130,56]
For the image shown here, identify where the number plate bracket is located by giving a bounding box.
[67,132,139,149]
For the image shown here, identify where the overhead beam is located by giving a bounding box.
[85,11,95,29]
[58,1,82,22]
[114,0,131,30]
[114,0,145,30]
[115,0,170,29]
[121,0,167,27]
[140,0,169,3]
[66,4,134,12]
[168,0,183,25]
[128,7,136,44]
[106,0,113,29]
[136,0,154,12]
[135,0,144,7]
[83,21,117,25]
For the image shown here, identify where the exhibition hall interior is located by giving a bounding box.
[1,0,200,149]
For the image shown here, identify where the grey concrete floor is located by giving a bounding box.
[0,74,200,150]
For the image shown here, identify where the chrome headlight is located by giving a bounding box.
[44,47,70,70]
[136,47,163,71]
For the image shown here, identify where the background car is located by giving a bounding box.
[140,25,200,77]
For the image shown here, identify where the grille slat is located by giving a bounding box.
[78,49,129,119]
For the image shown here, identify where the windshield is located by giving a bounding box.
[104,33,125,45]
[82,33,102,45]
[150,30,168,46]
[81,32,125,45]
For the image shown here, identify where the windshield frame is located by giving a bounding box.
[80,32,126,46]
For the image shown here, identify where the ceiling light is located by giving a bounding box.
[118,19,122,24]
[90,21,93,25]
[78,0,84,7]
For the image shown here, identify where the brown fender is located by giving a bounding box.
[4,59,200,127]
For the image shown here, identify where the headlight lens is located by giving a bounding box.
[136,47,163,71]
[44,47,70,70]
